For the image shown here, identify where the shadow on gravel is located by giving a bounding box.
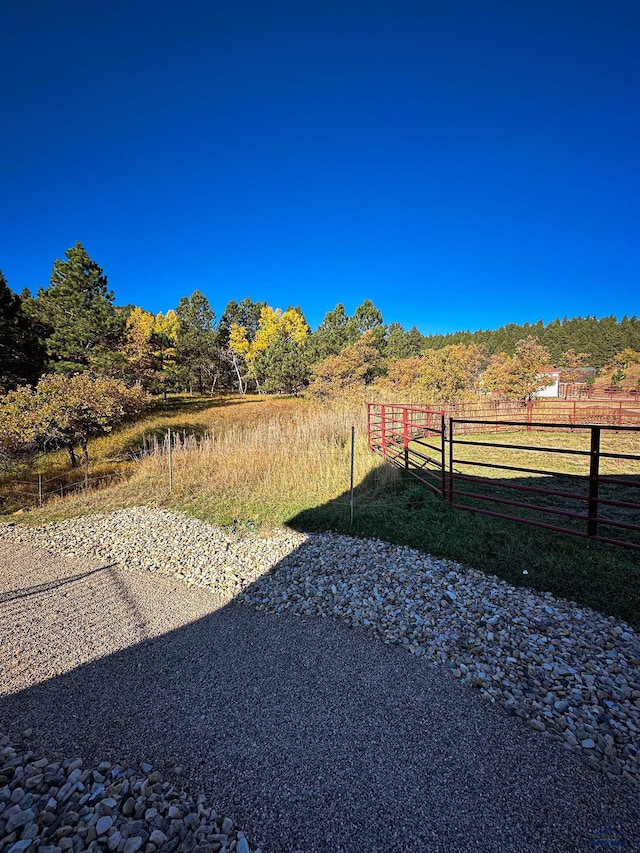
[286,466,640,628]
[1,543,639,853]
[0,564,116,604]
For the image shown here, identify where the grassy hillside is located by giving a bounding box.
[2,394,639,628]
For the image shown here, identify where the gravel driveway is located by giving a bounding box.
[1,538,639,852]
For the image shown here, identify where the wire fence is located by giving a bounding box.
[1,429,208,512]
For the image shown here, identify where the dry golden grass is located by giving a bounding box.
[12,395,399,528]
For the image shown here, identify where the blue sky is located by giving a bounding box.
[1,0,638,334]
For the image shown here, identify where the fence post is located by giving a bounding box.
[440,415,446,501]
[381,405,387,457]
[526,400,533,432]
[168,429,173,493]
[448,417,454,504]
[38,475,43,508]
[403,407,409,469]
[587,426,600,538]
[350,426,355,525]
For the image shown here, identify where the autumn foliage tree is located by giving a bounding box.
[229,305,309,392]
[217,298,266,392]
[309,332,381,400]
[124,307,179,391]
[0,374,148,470]
[614,348,640,369]
[417,344,487,403]
[382,356,425,394]
[124,307,157,387]
[482,337,552,400]
[558,349,591,383]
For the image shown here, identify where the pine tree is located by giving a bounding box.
[175,290,218,394]
[0,271,46,391]
[29,243,124,375]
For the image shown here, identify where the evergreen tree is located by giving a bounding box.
[218,297,266,348]
[419,315,640,369]
[253,330,310,395]
[28,243,124,375]
[385,323,424,360]
[307,303,352,362]
[175,290,218,393]
[0,271,46,391]
[348,299,384,335]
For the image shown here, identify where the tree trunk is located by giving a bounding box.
[231,354,245,394]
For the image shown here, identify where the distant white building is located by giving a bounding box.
[533,368,561,398]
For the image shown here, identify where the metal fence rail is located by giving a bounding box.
[449,419,640,551]
[367,403,447,498]
[366,403,640,551]
[399,400,640,434]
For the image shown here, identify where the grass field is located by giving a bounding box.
[443,426,640,543]
[2,394,639,628]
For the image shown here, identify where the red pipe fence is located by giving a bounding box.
[366,402,640,551]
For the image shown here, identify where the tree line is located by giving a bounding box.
[2,242,640,421]
[420,315,640,370]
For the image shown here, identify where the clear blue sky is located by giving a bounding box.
[1,0,638,334]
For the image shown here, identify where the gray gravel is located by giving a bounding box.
[0,738,252,853]
[1,509,640,851]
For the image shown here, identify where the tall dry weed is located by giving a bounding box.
[136,399,397,513]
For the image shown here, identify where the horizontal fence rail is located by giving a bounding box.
[367,402,640,551]
[367,403,447,498]
[410,400,640,433]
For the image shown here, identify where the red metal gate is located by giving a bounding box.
[449,418,640,550]
[367,403,446,498]
[366,403,640,550]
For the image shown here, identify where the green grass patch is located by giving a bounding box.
[2,395,638,629]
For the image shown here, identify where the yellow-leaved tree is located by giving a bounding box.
[309,332,381,401]
[230,306,309,391]
[151,310,179,392]
[417,344,487,404]
[124,307,156,386]
[124,307,179,392]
